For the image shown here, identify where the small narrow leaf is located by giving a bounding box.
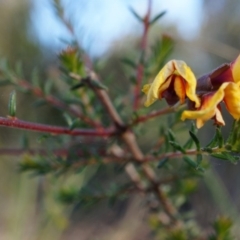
[63,113,72,126]
[21,134,29,150]
[89,79,108,91]
[0,80,11,86]
[226,120,240,152]
[211,152,239,164]
[183,156,198,169]
[189,131,200,150]
[196,154,202,165]
[206,128,220,148]
[168,129,176,141]
[216,127,224,148]
[69,119,81,130]
[169,141,186,153]
[32,99,47,108]
[157,158,168,168]
[44,80,53,95]
[31,68,40,87]
[121,58,136,69]
[15,61,23,77]
[183,138,193,149]
[150,11,167,25]
[37,134,51,143]
[70,81,86,90]
[8,90,16,117]
[202,147,213,153]
[129,7,143,22]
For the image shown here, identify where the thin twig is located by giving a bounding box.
[18,80,102,129]
[0,117,114,137]
[130,107,175,126]
[133,0,152,110]
[87,73,180,226]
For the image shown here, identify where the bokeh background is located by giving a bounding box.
[0,0,240,239]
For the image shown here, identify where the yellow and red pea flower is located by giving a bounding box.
[182,55,240,128]
[143,55,240,128]
[142,60,200,107]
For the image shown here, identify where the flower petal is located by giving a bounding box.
[181,83,228,128]
[224,82,240,119]
[174,76,185,104]
[231,55,240,83]
[142,84,151,95]
[215,106,225,126]
[142,61,175,107]
[173,60,200,107]
[158,77,172,98]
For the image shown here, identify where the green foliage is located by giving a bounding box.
[226,120,240,151]
[148,35,174,76]
[129,7,143,22]
[150,11,167,25]
[8,90,17,117]
[59,47,86,77]
[209,216,234,240]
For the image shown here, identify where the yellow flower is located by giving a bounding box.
[230,54,240,83]
[142,60,200,107]
[181,82,240,128]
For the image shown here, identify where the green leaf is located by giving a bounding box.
[63,97,83,106]
[211,152,239,164]
[19,156,52,175]
[44,80,53,95]
[31,68,40,87]
[149,35,174,75]
[209,216,234,240]
[59,47,85,76]
[8,90,16,117]
[206,127,223,148]
[57,187,79,204]
[157,158,168,168]
[202,147,213,153]
[213,216,232,234]
[37,134,51,143]
[121,58,136,69]
[21,134,29,150]
[150,11,166,25]
[226,120,240,151]
[183,138,193,149]
[70,81,86,90]
[0,80,11,86]
[168,129,176,141]
[15,61,23,77]
[129,7,143,22]
[189,130,200,150]
[196,154,203,165]
[216,127,224,148]
[69,119,81,130]
[183,156,198,169]
[63,112,72,126]
[32,99,47,108]
[169,141,186,153]
[89,79,108,91]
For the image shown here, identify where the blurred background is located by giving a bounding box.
[0,0,240,239]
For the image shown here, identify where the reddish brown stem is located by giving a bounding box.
[18,80,102,129]
[0,117,114,137]
[130,107,175,126]
[133,0,152,110]
[88,75,180,225]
